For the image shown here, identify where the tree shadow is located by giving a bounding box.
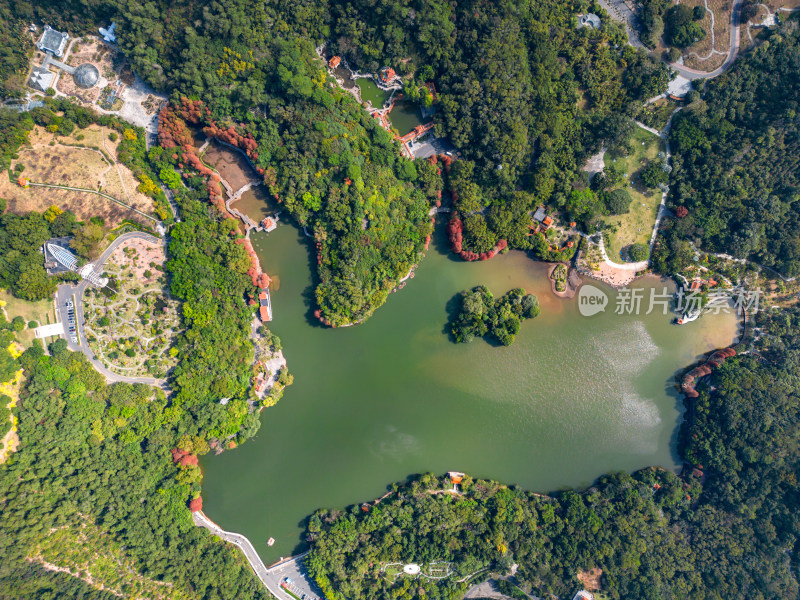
[442,292,462,342]
[283,225,327,330]
[666,368,690,468]
[431,217,463,263]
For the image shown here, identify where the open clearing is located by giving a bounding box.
[682,0,732,72]
[0,124,155,227]
[0,290,58,348]
[84,239,180,379]
[602,127,664,261]
[202,142,257,191]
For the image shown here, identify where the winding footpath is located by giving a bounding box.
[57,231,168,389]
[27,181,160,223]
[586,111,681,274]
[670,0,743,80]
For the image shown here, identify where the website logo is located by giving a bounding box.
[578,284,608,317]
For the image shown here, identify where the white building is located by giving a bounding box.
[99,22,117,43]
[577,13,602,29]
[36,25,69,57]
[46,244,108,287]
[28,66,55,92]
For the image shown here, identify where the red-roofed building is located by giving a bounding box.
[542,216,553,228]
[447,471,465,491]
[379,67,397,83]
[329,56,341,69]
[258,291,272,322]
[261,217,277,232]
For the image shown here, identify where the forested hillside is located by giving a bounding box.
[1,0,668,323]
[0,101,267,594]
[662,24,800,276]
[306,307,800,600]
[0,339,267,598]
[325,0,669,253]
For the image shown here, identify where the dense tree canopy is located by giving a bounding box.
[448,286,540,346]
[664,24,800,276]
[0,339,268,598]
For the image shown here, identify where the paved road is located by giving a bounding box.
[193,511,320,600]
[599,0,745,80]
[597,0,644,48]
[669,0,745,80]
[56,232,168,389]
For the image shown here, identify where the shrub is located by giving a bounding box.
[629,243,650,262]
[124,348,136,357]
[605,188,633,215]
[27,321,37,329]
[11,316,25,332]
[640,160,670,188]
[666,5,706,47]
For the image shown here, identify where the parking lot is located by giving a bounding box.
[56,286,82,347]
[266,557,324,600]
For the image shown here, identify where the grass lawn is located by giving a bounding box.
[0,290,58,348]
[602,126,665,262]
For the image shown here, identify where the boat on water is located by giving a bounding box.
[675,310,701,325]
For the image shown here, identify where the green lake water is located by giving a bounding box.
[231,185,278,223]
[201,224,738,563]
[389,101,427,136]
[356,77,391,108]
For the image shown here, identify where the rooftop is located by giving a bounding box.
[73,63,100,89]
[577,13,601,29]
[99,22,117,43]
[36,25,69,58]
[379,67,397,82]
[28,66,55,93]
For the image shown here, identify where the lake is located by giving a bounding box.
[390,101,428,136]
[231,185,278,223]
[356,77,391,108]
[201,224,738,563]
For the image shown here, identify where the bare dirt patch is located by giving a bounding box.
[578,568,603,592]
[0,124,154,227]
[202,142,257,191]
[764,0,800,9]
[85,243,179,379]
[682,0,733,72]
[107,237,165,281]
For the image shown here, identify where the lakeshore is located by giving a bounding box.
[201,224,739,563]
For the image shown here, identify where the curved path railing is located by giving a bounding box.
[27,181,159,223]
[193,510,313,600]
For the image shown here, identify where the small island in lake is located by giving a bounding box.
[449,286,540,346]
